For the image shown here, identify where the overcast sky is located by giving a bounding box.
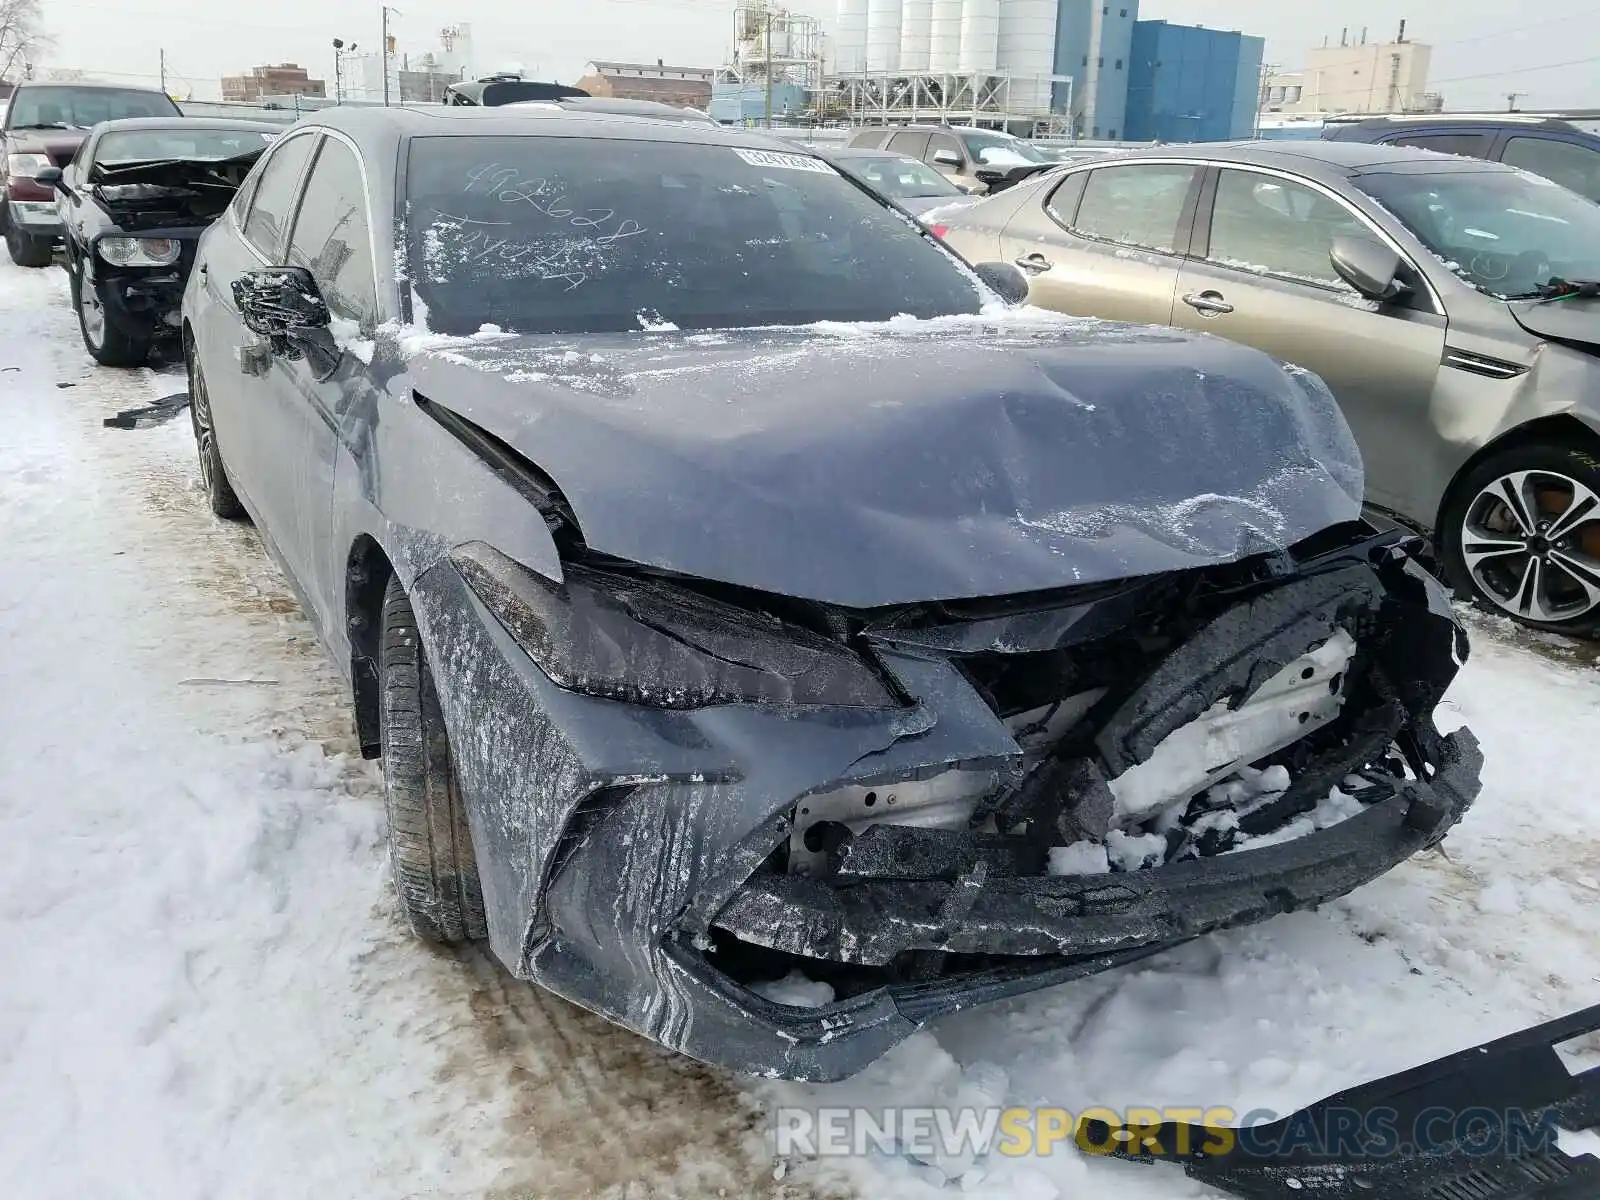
[33,0,1600,110]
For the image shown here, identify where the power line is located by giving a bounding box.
[1430,5,1600,50]
[1428,53,1600,87]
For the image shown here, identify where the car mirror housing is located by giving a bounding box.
[932,149,962,168]
[232,266,332,343]
[972,261,1030,305]
[1330,234,1409,303]
[34,166,62,189]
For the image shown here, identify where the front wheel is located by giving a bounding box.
[186,348,247,519]
[379,576,488,944]
[5,222,53,268]
[1441,441,1600,636]
[73,259,150,366]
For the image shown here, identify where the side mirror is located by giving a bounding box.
[34,166,62,189]
[973,167,1007,187]
[932,149,962,168]
[973,261,1030,305]
[232,266,331,342]
[1330,233,1410,303]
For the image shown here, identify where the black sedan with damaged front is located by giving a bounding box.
[42,117,279,365]
[182,105,1483,1081]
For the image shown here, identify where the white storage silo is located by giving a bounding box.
[995,0,1057,110]
[899,0,933,73]
[865,0,904,73]
[928,0,964,72]
[957,0,999,73]
[834,0,870,75]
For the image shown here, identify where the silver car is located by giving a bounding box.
[937,141,1600,635]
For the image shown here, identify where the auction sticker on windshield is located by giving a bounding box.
[732,149,836,174]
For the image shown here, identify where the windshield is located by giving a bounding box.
[1355,167,1600,299]
[405,136,983,335]
[839,155,960,198]
[95,127,274,167]
[6,86,180,130]
[957,130,1047,166]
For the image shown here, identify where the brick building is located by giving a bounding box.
[571,60,713,108]
[221,63,327,103]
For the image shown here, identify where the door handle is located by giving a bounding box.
[198,262,207,278]
[1182,290,1234,316]
[1014,252,1053,275]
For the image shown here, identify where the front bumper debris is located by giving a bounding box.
[414,523,1484,1080]
[1088,1000,1600,1200]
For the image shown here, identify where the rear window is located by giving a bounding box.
[404,135,982,335]
[7,86,180,130]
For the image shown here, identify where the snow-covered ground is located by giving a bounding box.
[1,256,1597,1200]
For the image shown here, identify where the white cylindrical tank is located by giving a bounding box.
[834,0,870,75]
[957,0,999,73]
[928,0,963,72]
[865,0,904,73]
[996,0,1056,110]
[899,0,933,73]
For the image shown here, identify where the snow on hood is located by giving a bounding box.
[397,313,1363,607]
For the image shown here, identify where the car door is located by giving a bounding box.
[56,134,93,259]
[195,129,320,554]
[1499,134,1600,203]
[1169,167,1447,512]
[997,162,1199,325]
[260,132,380,639]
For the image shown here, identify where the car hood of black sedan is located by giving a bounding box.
[401,317,1364,607]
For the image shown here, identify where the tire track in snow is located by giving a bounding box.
[0,261,826,1199]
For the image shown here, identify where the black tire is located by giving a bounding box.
[72,259,149,366]
[186,347,247,519]
[5,222,54,268]
[379,576,488,944]
[1440,440,1600,636]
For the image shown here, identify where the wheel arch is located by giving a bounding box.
[347,533,397,759]
[1435,413,1600,541]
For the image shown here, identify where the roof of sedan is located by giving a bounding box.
[296,103,795,150]
[1086,138,1518,178]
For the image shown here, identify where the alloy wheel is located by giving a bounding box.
[191,361,216,494]
[78,269,106,350]
[1460,468,1600,623]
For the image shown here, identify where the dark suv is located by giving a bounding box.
[1323,115,1600,202]
[2,81,181,267]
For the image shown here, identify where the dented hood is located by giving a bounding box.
[403,319,1364,607]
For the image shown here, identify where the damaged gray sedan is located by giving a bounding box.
[181,106,1482,1080]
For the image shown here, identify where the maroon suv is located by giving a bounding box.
[3,81,180,267]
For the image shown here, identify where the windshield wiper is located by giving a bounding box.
[1531,277,1600,303]
[9,122,73,130]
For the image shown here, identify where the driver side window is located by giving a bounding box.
[1206,170,1365,288]
[285,137,377,327]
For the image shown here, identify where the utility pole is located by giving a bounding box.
[1506,91,1525,112]
[159,49,167,96]
[764,10,773,128]
[381,6,397,107]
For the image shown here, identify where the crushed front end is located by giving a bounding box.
[415,522,1480,1081]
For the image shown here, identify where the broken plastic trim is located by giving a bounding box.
[1086,1000,1600,1200]
[451,542,900,709]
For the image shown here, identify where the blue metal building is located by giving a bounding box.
[1124,21,1264,143]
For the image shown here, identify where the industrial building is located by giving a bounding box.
[1263,25,1437,116]
[1124,21,1263,142]
[825,0,1262,139]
